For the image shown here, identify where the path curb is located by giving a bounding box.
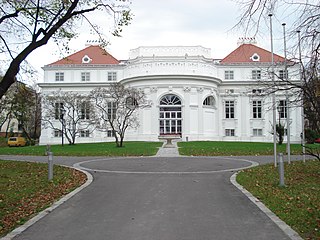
[230,172,303,240]
[1,167,93,240]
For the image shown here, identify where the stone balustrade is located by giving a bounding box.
[123,60,218,79]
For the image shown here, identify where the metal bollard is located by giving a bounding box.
[278,153,285,187]
[48,152,53,181]
[46,144,51,156]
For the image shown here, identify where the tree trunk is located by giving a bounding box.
[5,117,12,138]
[119,135,124,147]
[22,125,32,142]
[114,132,120,147]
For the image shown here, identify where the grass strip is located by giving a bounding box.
[237,160,320,240]
[178,141,306,156]
[0,160,86,236]
[0,141,162,156]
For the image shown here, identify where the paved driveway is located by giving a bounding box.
[4,156,293,240]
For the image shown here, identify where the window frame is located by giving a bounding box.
[252,70,261,80]
[107,102,117,120]
[53,130,62,137]
[225,129,235,136]
[225,100,235,119]
[278,100,287,119]
[80,130,90,137]
[279,70,288,80]
[224,70,234,80]
[54,102,64,120]
[55,72,64,82]
[107,130,115,137]
[81,72,90,82]
[107,72,117,81]
[203,96,215,107]
[252,100,262,119]
[80,102,90,120]
[253,128,263,136]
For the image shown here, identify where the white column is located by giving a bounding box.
[183,86,191,140]
[198,87,204,137]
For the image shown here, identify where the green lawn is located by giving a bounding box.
[0,160,86,237]
[237,160,320,240]
[0,141,163,156]
[178,141,305,156]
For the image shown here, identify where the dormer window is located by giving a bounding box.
[251,53,260,62]
[82,55,92,64]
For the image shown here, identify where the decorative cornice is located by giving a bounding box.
[150,86,158,93]
[197,87,204,92]
[183,86,191,92]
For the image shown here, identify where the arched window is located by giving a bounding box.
[159,94,182,135]
[160,94,181,105]
[203,96,215,107]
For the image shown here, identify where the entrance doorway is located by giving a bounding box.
[159,94,182,136]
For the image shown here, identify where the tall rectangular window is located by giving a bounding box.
[225,101,235,119]
[107,102,117,120]
[252,70,261,80]
[224,70,234,80]
[108,72,117,81]
[55,72,64,81]
[279,70,288,80]
[107,130,115,137]
[81,72,90,81]
[54,102,64,120]
[252,100,262,119]
[225,129,235,136]
[278,100,287,118]
[80,102,90,120]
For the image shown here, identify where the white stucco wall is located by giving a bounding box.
[39,45,302,145]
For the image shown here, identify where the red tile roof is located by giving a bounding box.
[48,45,119,65]
[220,44,285,64]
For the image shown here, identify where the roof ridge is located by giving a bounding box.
[220,43,285,64]
[48,45,119,66]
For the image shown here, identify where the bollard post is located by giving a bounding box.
[48,152,53,181]
[278,153,285,187]
[46,144,51,156]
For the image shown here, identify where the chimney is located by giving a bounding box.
[85,39,101,47]
[237,37,257,46]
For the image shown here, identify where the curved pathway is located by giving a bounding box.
[0,152,300,240]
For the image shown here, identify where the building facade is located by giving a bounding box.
[39,40,302,145]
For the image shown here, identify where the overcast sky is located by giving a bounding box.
[26,0,288,82]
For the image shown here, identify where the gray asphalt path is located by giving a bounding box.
[1,155,295,240]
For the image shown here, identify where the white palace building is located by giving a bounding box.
[39,38,303,145]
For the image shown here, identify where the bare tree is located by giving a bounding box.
[0,0,132,99]
[42,91,97,145]
[90,83,147,147]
